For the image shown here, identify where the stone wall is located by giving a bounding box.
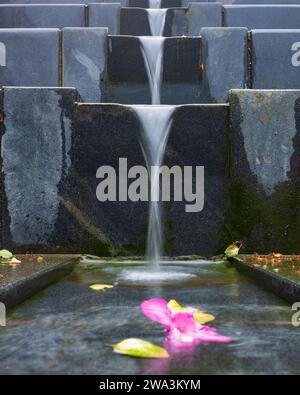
[1,87,299,256]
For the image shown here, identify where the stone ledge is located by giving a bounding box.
[231,256,300,303]
[0,256,78,308]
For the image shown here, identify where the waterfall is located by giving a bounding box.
[148,0,161,8]
[132,105,175,267]
[147,9,167,36]
[139,37,165,105]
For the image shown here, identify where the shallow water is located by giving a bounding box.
[0,260,299,374]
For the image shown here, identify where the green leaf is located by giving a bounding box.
[113,338,170,359]
[0,249,13,260]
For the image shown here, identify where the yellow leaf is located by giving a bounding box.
[194,311,215,325]
[168,299,215,324]
[167,299,183,312]
[9,257,21,264]
[89,284,114,291]
[113,338,169,359]
[225,241,242,258]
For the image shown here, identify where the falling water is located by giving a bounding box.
[147,9,167,36]
[148,0,161,8]
[139,37,166,104]
[132,105,175,267]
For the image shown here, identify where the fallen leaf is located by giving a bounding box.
[194,311,215,325]
[9,257,21,264]
[89,284,114,291]
[36,256,44,263]
[167,299,215,325]
[113,338,169,359]
[0,249,13,260]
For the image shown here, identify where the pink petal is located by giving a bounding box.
[171,312,198,335]
[141,298,172,327]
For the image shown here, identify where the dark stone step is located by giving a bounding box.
[0,256,78,308]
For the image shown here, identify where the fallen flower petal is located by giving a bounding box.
[141,298,172,327]
[142,298,232,346]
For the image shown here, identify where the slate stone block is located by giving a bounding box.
[88,4,121,35]
[0,5,85,29]
[218,0,300,4]
[229,89,300,254]
[106,36,202,104]
[163,104,230,256]
[129,0,148,7]
[63,28,108,102]
[199,27,248,102]
[120,8,151,36]
[0,0,103,3]
[252,30,300,89]
[187,3,222,36]
[0,29,59,87]
[1,87,80,253]
[63,103,229,256]
[62,103,148,255]
[224,5,300,29]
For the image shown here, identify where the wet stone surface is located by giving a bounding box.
[0,5,85,29]
[0,260,299,374]
[0,256,74,289]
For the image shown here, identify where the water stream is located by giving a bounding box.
[139,37,166,105]
[148,0,161,8]
[147,9,167,36]
[132,105,175,269]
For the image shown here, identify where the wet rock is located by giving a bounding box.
[229,89,300,253]
[0,4,85,28]
[0,29,59,86]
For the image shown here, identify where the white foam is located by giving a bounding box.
[147,9,167,36]
[132,105,175,268]
[138,37,166,104]
[118,269,196,284]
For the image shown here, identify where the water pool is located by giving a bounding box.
[0,260,299,374]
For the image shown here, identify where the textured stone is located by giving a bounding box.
[62,28,108,102]
[164,105,230,256]
[106,36,202,104]
[224,5,300,29]
[119,7,214,37]
[120,8,151,36]
[229,89,300,254]
[1,87,80,252]
[187,3,222,36]
[252,30,300,89]
[0,29,59,86]
[0,0,102,3]
[62,103,148,255]
[218,0,300,3]
[0,5,85,28]
[88,3,121,35]
[199,27,248,102]
[0,256,77,308]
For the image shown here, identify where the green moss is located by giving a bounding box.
[226,181,300,254]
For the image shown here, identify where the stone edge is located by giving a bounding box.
[231,256,300,303]
[0,258,78,308]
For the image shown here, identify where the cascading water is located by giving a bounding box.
[139,37,166,105]
[147,9,167,36]
[132,105,175,268]
[148,0,161,8]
